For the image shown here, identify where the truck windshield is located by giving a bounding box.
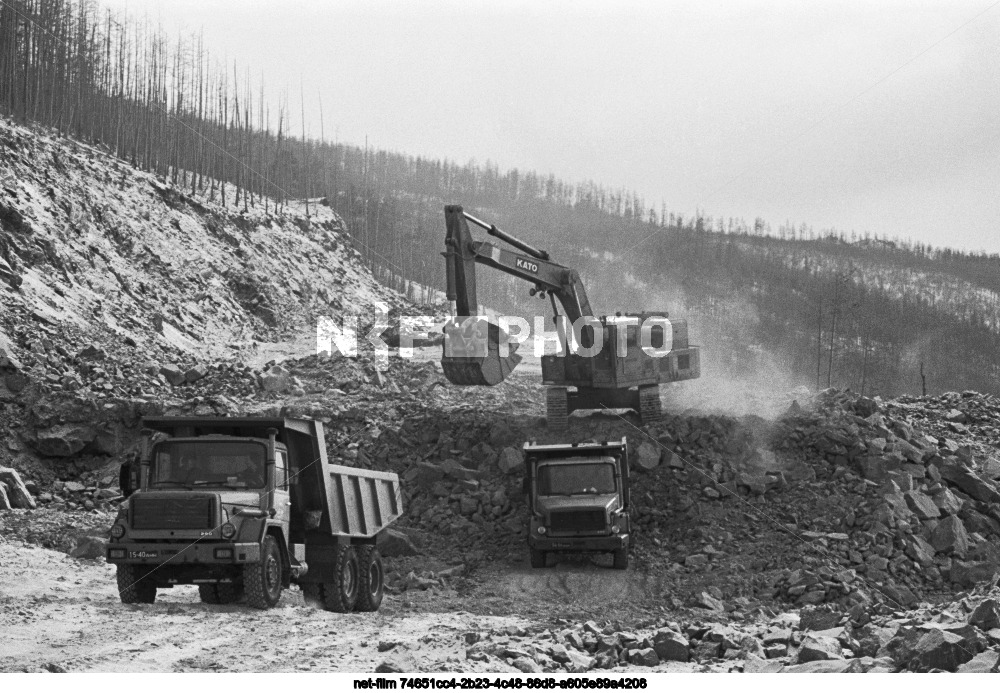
[537,459,616,495]
[151,441,266,489]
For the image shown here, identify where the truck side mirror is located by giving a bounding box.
[288,466,300,486]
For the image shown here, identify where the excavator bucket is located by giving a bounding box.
[441,316,522,386]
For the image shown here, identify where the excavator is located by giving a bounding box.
[441,205,700,428]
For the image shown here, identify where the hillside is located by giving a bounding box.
[0,115,406,398]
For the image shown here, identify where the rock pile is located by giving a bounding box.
[461,584,1000,673]
[767,389,1000,602]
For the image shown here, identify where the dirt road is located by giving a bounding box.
[0,539,700,673]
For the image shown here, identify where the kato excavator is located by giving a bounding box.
[441,205,700,428]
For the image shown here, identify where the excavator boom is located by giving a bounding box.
[442,205,593,386]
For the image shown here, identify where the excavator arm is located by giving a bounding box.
[441,205,593,386]
[444,206,594,323]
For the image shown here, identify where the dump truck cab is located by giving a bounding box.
[108,417,403,612]
[524,438,630,569]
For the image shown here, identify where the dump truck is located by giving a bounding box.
[523,438,631,569]
[441,205,700,428]
[107,417,403,612]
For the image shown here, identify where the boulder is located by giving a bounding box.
[742,655,784,673]
[931,515,970,557]
[159,363,187,386]
[797,634,844,663]
[855,624,897,658]
[652,629,689,662]
[30,424,97,457]
[0,467,35,509]
[970,599,1000,631]
[933,487,964,516]
[904,491,940,520]
[69,535,106,560]
[762,629,791,645]
[957,649,1000,673]
[629,647,659,667]
[564,649,594,673]
[940,460,1000,504]
[77,344,107,360]
[375,655,417,673]
[511,657,542,673]
[782,660,858,673]
[497,447,522,475]
[905,535,936,566]
[378,528,419,557]
[693,639,722,660]
[634,442,661,471]
[951,560,999,587]
[685,553,709,569]
[694,591,725,612]
[185,365,208,383]
[906,629,975,672]
[260,365,293,393]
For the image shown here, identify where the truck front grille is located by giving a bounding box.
[132,497,214,530]
[548,509,607,533]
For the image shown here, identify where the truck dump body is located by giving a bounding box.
[322,466,401,538]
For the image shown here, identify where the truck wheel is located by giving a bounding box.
[198,582,244,604]
[638,384,663,424]
[318,545,359,613]
[530,548,547,568]
[244,535,283,609]
[354,545,384,612]
[612,548,628,570]
[116,564,156,604]
[546,387,569,430]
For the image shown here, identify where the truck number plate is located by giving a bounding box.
[128,550,158,559]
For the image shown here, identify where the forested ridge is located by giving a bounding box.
[2,0,999,398]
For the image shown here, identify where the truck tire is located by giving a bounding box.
[546,387,569,430]
[244,535,283,609]
[638,384,662,424]
[198,582,244,604]
[612,548,628,570]
[318,545,359,613]
[530,548,547,568]
[116,564,156,604]
[354,545,384,612]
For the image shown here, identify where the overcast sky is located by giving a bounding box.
[107,0,1000,254]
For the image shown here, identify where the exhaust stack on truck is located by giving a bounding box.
[107,417,403,612]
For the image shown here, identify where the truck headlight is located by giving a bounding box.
[537,526,546,535]
[220,523,236,539]
[111,523,126,539]
[611,524,620,533]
